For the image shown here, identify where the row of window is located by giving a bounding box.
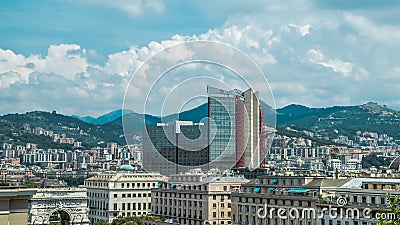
[234,215,312,225]
[121,182,156,188]
[236,196,310,206]
[153,207,203,219]
[154,198,203,207]
[114,202,151,211]
[116,193,150,198]
[212,203,231,209]
[212,211,231,218]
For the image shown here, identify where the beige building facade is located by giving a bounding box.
[151,171,249,225]
[85,166,166,224]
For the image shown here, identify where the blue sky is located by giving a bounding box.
[1,0,400,116]
[0,0,223,59]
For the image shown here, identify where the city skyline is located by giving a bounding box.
[1,1,400,117]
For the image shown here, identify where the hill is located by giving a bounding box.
[72,109,135,125]
[276,102,400,140]
[0,111,126,148]
[2,102,400,149]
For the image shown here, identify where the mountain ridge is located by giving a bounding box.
[1,102,399,149]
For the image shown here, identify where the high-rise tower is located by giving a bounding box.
[207,86,266,170]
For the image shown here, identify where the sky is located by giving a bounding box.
[1,0,400,117]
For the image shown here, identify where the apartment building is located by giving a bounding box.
[151,170,249,225]
[231,176,350,225]
[317,178,400,225]
[84,165,166,224]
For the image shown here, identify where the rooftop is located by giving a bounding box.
[339,178,400,189]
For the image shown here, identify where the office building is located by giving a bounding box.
[151,170,249,225]
[207,86,266,170]
[317,178,400,225]
[231,176,349,225]
[84,165,166,224]
[143,121,209,176]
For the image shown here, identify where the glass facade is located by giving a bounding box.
[208,86,239,170]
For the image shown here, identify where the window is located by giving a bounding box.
[114,194,117,198]
[122,183,124,188]
[362,196,367,203]
[213,195,216,200]
[122,194,126,198]
[213,212,216,218]
[122,203,125,210]
[114,203,117,210]
[213,203,217,209]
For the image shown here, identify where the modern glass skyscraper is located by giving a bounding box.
[208,86,266,170]
[207,86,239,170]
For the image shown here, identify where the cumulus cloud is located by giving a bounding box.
[1,0,400,115]
[286,24,312,36]
[306,49,353,76]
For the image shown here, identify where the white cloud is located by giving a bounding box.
[287,24,312,36]
[306,49,353,76]
[32,44,89,80]
[319,59,353,76]
[1,0,400,115]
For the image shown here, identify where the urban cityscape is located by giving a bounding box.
[1,1,400,225]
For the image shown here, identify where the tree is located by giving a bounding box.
[24,181,39,188]
[378,194,400,225]
[94,219,110,225]
[111,216,143,225]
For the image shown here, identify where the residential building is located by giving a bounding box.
[84,165,166,224]
[151,170,249,225]
[231,176,350,225]
[317,178,400,225]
